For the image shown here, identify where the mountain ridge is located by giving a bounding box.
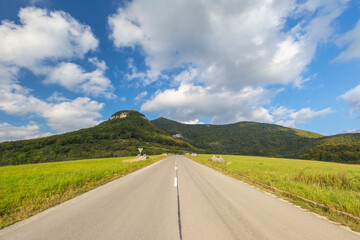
[152,117,360,163]
[1,110,360,166]
[0,110,198,166]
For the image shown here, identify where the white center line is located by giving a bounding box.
[174,177,178,187]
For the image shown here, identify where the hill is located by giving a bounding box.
[298,134,360,163]
[0,111,197,166]
[152,117,360,163]
[151,118,323,157]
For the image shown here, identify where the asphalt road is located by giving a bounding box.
[1,155,359,240]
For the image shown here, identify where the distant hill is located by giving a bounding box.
[0,111,197,166]
[2,110,360,166]
[299,134,360,163]
[151,117,323,157]
[152,117,360,163]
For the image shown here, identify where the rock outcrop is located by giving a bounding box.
[109,112,128,120]
[208,155,225,163]
[172,133,183,138]
[135,154,150,160]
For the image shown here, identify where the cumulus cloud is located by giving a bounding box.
[338,85,360,112]
[125,59,167,85]
[0,122,52,142]
[42,97,103,132]
[174,67,197,85]
[181,119,204,125]
[0,7,98,71]
[334,19,360,62]
[109,0,347,89]
[273,106,333,127]
[0,7,109,139]
[0,84,104,133]
[110,0,346,124]
[0,7,115,98]
[45,60,114,98]
[141,84,275,124]
[108,9,144,48]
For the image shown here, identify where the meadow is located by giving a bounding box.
[0,155,165,229]
[187,154,360,231]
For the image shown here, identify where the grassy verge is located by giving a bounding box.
[187,154,360,232]
[0,155,166,229]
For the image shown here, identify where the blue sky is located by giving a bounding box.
[0,0,360,142]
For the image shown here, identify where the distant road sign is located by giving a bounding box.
[138,148,143,154]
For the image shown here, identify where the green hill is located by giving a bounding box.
[2,110,360,166]
[0,111,197,166]
[151,117,322,157]
[152,117,360,163]
[298,134,360,163]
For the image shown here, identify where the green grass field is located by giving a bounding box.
[0,155,166,229]
[187,154,360,231]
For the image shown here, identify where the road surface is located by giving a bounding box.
[1,155,359,240]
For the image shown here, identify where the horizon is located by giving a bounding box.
[1,0,360,141]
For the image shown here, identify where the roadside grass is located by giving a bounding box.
[187,154,360,232]
[0,155,166,229]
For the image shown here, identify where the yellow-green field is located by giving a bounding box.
[0,155,165,229]
[188,154,360,231]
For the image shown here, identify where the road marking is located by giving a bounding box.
[174,177,178,187]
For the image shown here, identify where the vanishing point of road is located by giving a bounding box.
[1,156,359,240]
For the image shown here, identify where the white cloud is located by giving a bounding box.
[142,83,333,126]
[345,129,360,133]
[42,97,103,132]
[45,61,115,98]
[0,7,115,98]
[0,122,52,142]
[125,59,166,85]
[174,67,198,85]
[0,7,98,71]
[273,106,333,127]
[0,84,104,133]
[181,119,204,125]
[47,91,69,102]
[135,91,148,102]
[338,85,360,112]
[141,84,275,124]
[109,0,347,89]
[108,9,144,48]
[110,0,345,124]
[88,57,107,71]
[289,107,333,121]
[0,84,49,115]
[335,19,360,61]
[0,7,107,139]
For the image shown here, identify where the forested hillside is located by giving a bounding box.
[0,111,197,166]
[152,117,360,163]
[2,110,360,166]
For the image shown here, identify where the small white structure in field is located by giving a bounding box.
[191,153,198,156]
[208,155,225,163]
